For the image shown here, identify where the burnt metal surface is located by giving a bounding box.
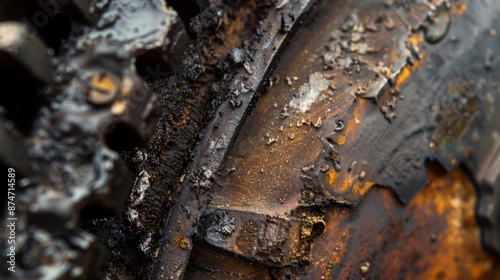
[188,165,500,279]
[187,0,500,277]
[210,0,500,256]
[149,1,317,278]
[170,0,500,277]
[0,0,499,279]
[0,0,182,278]
[196,208,307,267]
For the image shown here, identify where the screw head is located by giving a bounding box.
[86,72,119,106]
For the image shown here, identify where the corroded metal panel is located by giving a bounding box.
[0,0,499,279]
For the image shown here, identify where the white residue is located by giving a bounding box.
[289,72,329,113]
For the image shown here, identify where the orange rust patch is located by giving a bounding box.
[174,234,190,250]
[173,220,189,250]
[327,169,338,186]
[337,135,346,146]
[309,165,500,279]
[453,1,468,15]
[395,67,411,87]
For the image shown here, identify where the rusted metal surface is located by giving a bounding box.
[196,208,307,267]
[0,0,499,279]
[307,166,500,280]
[149,1,317,278]
[187,165,500,279]
[193,0,500,277]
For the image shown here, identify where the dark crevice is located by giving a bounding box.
[0,55,44,135]
[310,221,326,239]
[104,122,145,153]
[165,0,208,26]
[37,13,72,52]
[134,50,173,83]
